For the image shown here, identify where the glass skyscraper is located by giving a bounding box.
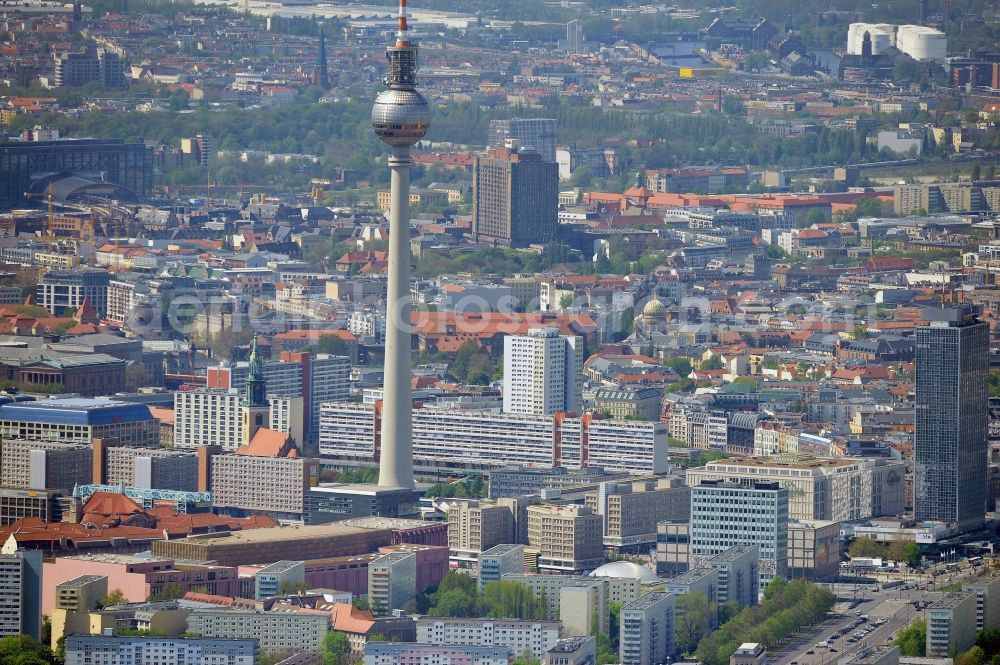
[914,305,989,531]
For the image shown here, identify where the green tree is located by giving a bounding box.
[100,588,128,608]
[888,541,921,568]
[431,588,479,617]
[676,591,714,655]
[480,581,544,620]
[148,582,185,602]
[667,357,693,378]
[0,636,57,665]
[321,631,352,665]
[314,334,349,356]
[976,628,1000,656]
[848,537,886,559]
[559,293,575,309]
[957,646,987,665]
[701,356,724,370]
[895,618,927,657]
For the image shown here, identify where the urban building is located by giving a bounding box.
[255,560,305,600]
[915,306,989,532]
[544,636,596,665]
[656,521,690,576]
[447,501,515,564]
[593,387,662,421]
[787,520,841,581]
[964,575,1000,632]
[526,504,604,572]
[54,575,107,613]
[707,546,759,607]
[619,592,675,665]
[664,568,717,608]
[473,145,558,247]
[488,467,630,500]
[368,552,416,614]
[0,139,153,209]
[210,451,319,521]
[841,645,899,665]
[731,643,767,665]
[102,446,198,491]
[0,539,43,639]
[0,398,159,447]
[365,643,511,665]
[585,477,690,550]
[54,47,125,88]
[36,269,110,316]
[926,592,978,657]
[504,573,641,627]
[0,487,61,525]
[686,457,905,522]
[174,389,244,450]
[503,328,583,416]
[304,484,421,523]
[417,618,561,658]
[0,439,92,491]
[0,350,127,396]
[64,635,259,665]
[210,352,350,447]
[186,610,327,653]
[319,404,668,475]
[488,118,557,162]
[479,544,525,589]
[561,580,608,636]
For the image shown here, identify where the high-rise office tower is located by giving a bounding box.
[914,305,989,531]
[472,145,558,247]
[371,0,430,489]
[488,118,557,162]
[0,537,43,639]
[503,327,582,415]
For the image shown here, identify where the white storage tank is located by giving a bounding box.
[847,23,896,55]
[896,24,946,61]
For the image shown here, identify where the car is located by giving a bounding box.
[830,649,838,653]
[807,651,815,655]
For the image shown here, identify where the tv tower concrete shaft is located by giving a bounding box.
[370,0,430,489]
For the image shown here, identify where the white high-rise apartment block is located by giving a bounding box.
[504,328,582,416]
[174,389,243,450]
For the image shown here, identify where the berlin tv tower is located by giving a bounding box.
[371,0,430,488]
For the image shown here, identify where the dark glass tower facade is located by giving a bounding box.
[914,305,989,531]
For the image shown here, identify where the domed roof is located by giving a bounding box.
[588,561,659,583]
[642,299,665,317]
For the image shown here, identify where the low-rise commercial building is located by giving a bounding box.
[731,643,767,665]
[788,520,841,581]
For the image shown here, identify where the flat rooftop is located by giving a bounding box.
[481,543,524,556]
[665,568,715,586]
[705,457,862,470]
[57,574,107,589]
[172,523,379,545]
[929,591,975,610]
[624,591,673,610]
[709,545,757,564]
[338,517,431,530]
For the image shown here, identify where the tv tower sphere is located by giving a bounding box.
[371,0,430,148]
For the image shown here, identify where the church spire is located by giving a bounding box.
[244,335,267,407]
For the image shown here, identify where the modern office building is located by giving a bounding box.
[447,501,515,564]
[319,404,668,475]
[619,592,675,665]
[304,484,421,523]
[686,457,906,522]
[36,268,110,317]
[926,592,978,657]
[478,544,525,589]
[0,439,92,491]
[708,546,759,607]
[0,139,153,210]
[526,504,604,572]
[0,540,43,639]
[503,327,583,416]
[417,618,561,658]
[368,552,416,614]
[0,486,60,525]
[585,478,690,550]
[0,398,158,446]
[255,560,305,600]
[186,609,328,653]
[54,575,107,613]
[365,643,511,665]
[915,305,989,532]
[64,635,259,665]
[174,389,244,450]
[691,479,786,588]
[488,466,629,500]
[472,145,558,247]
[488,118,557,162]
